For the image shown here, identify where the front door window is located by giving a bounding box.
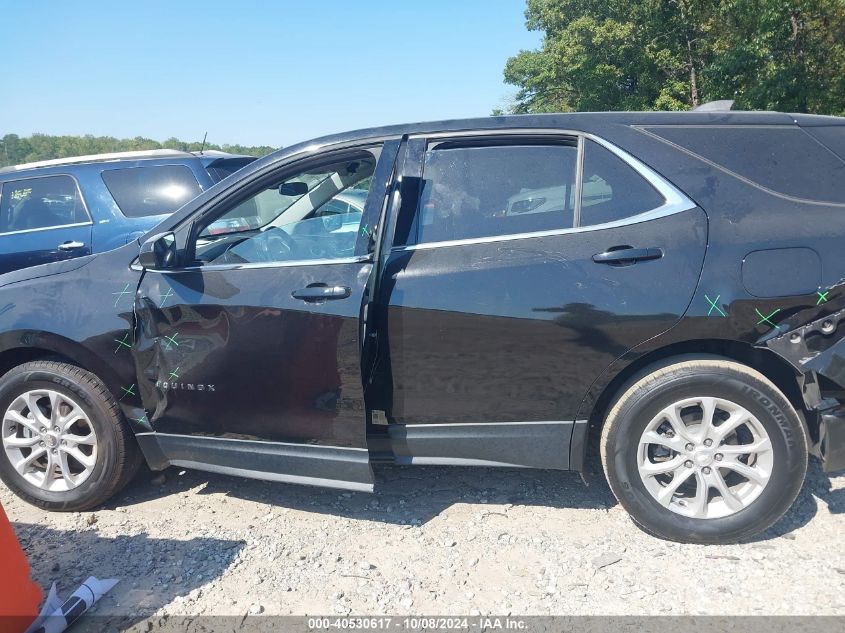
[195,152,377,265]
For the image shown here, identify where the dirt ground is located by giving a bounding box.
[2,458,844,630]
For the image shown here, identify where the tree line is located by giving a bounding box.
[0,133,277,168]
[499,0,845,114]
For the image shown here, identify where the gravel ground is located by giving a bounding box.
[2,458,844,629]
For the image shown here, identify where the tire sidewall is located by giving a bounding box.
[607,367,807,542]
[0,366,119,509]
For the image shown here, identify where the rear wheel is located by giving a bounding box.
[0,361,140,511]
[600,358,807,543]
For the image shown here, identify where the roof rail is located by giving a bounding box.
[191,149,232,157]
[692,100,735,113]
[0,149,194,174]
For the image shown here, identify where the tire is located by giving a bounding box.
[600,357,807,544]
[0,361,141,511]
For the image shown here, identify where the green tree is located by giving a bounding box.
[708,0,845,113]
[501,0,845,114]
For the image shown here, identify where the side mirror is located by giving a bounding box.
[138,232,177,269]
[279,181,309,196]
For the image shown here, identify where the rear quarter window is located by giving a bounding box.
[579,139,665,227]
[645,126,845,204]
[101,164,202,217]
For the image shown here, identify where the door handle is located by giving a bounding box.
[57,241,85,251]
[592,247,663,264]
[292,285,351,301]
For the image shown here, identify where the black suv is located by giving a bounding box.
[0,111,843,544]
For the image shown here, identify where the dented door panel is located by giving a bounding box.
[0,244,147,428]
[133,262,372,448]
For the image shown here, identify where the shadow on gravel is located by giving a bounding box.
[752,458,843,542]
[107,456,841,539]
[12,522,244,632]
[110,462,619,526]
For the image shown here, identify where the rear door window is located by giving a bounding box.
[414,143,579,244]
[101,165,203,217]
[406,137,670,245]
[0,175,89,233]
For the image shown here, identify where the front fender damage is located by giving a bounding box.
[763,306,845,472]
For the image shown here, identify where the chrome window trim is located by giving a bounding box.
[137,253,373,274]
[393,131,697,252]
[0,172,94,236]
[573,135,586,227]
[0,221,94,237]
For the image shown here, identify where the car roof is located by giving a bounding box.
[278,110,836,151]
[0,148,250,176]
[246,110,841,175]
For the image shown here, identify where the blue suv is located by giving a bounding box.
[0,149,254,274]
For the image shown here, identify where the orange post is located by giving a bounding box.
[0,502,43,633]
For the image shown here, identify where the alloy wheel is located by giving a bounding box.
[2,389,98,491]
[637,396,773,519]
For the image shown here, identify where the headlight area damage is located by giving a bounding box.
[764,304,845,472]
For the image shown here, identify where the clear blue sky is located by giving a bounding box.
[2,1,540,148]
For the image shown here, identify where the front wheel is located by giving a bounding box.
[600,358,808,544]
[0,361,140,511]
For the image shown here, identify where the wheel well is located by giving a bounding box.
[0,348,89,380]
[585,339,813,457]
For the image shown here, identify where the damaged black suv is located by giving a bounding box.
[0,110,843,544]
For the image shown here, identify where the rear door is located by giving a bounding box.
[375,132,707,468]
[0,174,93,274]
[133,141,400,491]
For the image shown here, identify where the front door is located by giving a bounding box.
[133,141,399,490]
[376,133,707,469]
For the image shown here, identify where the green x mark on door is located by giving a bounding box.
[755,308,781,329]
[163,333,180,350]
[705,294,727,317]
[169,367,180,380]
[113,332,131,354]
[112,283,132,307]
[160,288,174,308]
[817,290,830,305]
[120,384,137,400]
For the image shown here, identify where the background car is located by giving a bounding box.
[505,179,613,217]
[0,149,255,274]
